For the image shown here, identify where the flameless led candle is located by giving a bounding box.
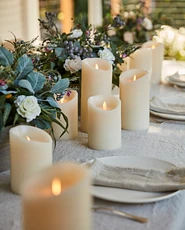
[22,162,91,230]
[81,58,112,133]
[53,90,78,140]
[119,69,150,131]
[142,41,164,85]
[88,0,102,26]
[88,95,121,150]
[128,48,152,83]
[9,125,52,195]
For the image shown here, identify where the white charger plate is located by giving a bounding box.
[90,156,180,203]
[150,110,185,121]
[166,76,185,87]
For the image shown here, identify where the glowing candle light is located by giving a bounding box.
[26,136,31,141]
[52,178,61,196]
[133,75,137,81]
[95,64,99,69]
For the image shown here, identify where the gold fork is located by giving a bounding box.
[92,206,148,223]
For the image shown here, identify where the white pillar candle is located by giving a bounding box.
[128,48,152,82]
[53,90,78,140]
[22,162,92,230]
[88,95,121,150]
[88,0,103,27]
[9,125,52,195]
[119,69,150,131]
[142,41,164,85]
[81,58,112,133]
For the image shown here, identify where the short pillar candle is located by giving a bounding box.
[88,95,121,150]
[22,162,92,230]
[9,125,52,195]
[53,90,78,140]
[142,41,164,85]
[119,69,150,131]
[81,58,112,133]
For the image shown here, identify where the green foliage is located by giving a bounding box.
[0,38,69,136]
[38,12,139,87]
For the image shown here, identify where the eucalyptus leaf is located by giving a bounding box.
[18,79,34,93]
[0,90,17,95]
[0,47,14,66]
[73,41,81,48]
[15,54,34,81]
[51,78,69,94]
[0,110,3,132]
[46,97,60,108]
[3,103,11,125]
[31,119,51,130]
[55,47,64,57]
[27,71,46,92]
[0,84,8,90]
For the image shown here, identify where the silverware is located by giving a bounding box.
[92,206,148,223]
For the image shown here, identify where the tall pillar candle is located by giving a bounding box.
[142,41,164,85]
[119,69,150,130]
[128,48,152,83]
[88,95,121,150]
[22,162,92,230]
[88,0,103,26]
[81,58,112,133]
[53,90,78,140]
[10,125,52,195]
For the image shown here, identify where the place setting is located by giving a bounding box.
[166,71,185,90]
[150,95,185,122]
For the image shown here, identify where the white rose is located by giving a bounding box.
[123,32,134,44]
[69,29,83,39]
[98,48,115,64]
[64,56,82,74]
[15,95,41,122]
[143,18,153,30]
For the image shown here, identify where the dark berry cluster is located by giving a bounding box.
[112,15,125,28]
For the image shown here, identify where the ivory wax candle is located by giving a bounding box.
[119,69,150,131]
[10,125,52,195]
[22,162,92,230]
[81,58,112,133]
[88,95,121,150]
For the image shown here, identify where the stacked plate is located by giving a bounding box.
[150,95,185,121]
[166,72,185,88]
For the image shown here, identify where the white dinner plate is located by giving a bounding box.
[166,76,185,87]
[89,156,180,203]
[150,110,185,121]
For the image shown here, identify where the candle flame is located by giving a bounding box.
[60,97,64,103]
[52,178,61,196]
[95,64,99,69]
[152,45,155,49]
[133,75,137,81]
[26,136,31,141]
[102,101,108,110]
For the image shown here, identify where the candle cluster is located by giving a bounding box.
[7,39,164,230]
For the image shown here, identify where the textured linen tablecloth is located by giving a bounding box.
[1,61,185,230]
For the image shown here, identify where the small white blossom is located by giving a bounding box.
[123,32,134,44]
[64,56,82,74]
[69,29,83,39]
[142,18,153,30]
[98,48,115,64]
[14,95,41,122]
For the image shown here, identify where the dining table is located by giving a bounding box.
[0,60,185,230]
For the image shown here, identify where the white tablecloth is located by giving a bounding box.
[1,61,185,230]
